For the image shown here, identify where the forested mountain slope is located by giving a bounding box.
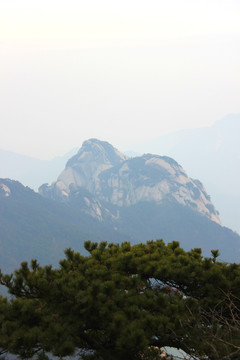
[0,179,130,272]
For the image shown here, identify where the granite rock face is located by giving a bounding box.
[39,139,220,224]
[1,142,239,264]
[0,182,11,197]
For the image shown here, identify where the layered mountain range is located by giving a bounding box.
[1,114,240,234]
[1,139,240,272]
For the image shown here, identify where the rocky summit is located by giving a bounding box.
[1,140,240,266]
[39,138,220,224]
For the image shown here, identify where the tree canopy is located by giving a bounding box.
[0,240,240,360]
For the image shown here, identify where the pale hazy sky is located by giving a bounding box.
[1,0,239,159]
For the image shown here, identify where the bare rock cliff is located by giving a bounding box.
[39,139,220,224]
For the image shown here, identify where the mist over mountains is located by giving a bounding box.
[1,114,239,234]
[0,115,240,271]
[1,133,239,274]
[0,148,78,191]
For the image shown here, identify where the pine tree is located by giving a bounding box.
[0,240,239,359]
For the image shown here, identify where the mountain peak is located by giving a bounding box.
[39,139,128,201]
[67,139,128,168]
[39,139,220,225]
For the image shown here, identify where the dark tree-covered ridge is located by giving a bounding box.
[0,240,240,360]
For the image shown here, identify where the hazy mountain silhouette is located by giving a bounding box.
[0,148,78,191]
[1,127,240,270]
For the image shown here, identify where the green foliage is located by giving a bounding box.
[211,249,220,263]
[0,240,240,359]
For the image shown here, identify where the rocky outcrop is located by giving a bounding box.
[0,182,11,197]
[39,139,220,225]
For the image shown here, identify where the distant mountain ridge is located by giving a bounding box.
[1,114,239,233]
[0,148,78,191]
[1,133,240,271]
